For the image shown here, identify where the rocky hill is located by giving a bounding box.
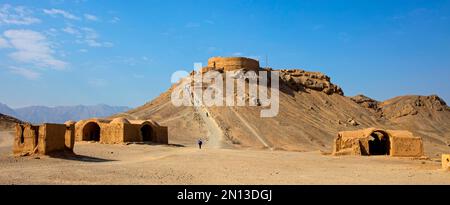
[113,57,450,156]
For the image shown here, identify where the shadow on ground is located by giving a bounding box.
[48,152,116,162]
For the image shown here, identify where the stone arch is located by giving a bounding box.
[140,123,154,142]
[82,122,101,141]
[368,129,391,155]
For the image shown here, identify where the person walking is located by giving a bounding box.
[198,139,203,149]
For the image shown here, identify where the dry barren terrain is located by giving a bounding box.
[0,132,448,185]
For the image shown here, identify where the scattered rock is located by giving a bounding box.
[380,95,448,119]
[350,95,379,111]
[280,69,344,95]
[347,118,359,126]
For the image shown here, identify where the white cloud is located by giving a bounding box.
[78,27,113,47]
[232,52,243,56]
[0,4,41,25]
[109,16,120,23]
[3,29,67,70]
[78,48,88,53]
[9,66,41,80]
[43,8,80,20]
[0,37,10,48]
[61,26,113,48]
[45,28,59,37]
[84,14,99,21]
[62,26,81,36]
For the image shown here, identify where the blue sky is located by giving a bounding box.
[0,0,449,108]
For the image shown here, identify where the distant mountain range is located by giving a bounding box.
[0,102,131,124]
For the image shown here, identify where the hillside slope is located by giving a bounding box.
[116,69,450,156]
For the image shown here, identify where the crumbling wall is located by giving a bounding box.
[74,120,85,141]
[74,118,168,144]
[442,154,450,171]
[333,129,370,156]
[387,130,423,157]
[74,119,109,142]
[101,123,124,144]
[38,124,67,154]
[154,126,169,144]
[13,123,74,156]
[333,128,424,157]
[13,124,39,156]
[64,121,75,151]
[123,123,141,142]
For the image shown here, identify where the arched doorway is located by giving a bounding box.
[83,122,100,141]
[368,131,390,155]
[141,124,153,142]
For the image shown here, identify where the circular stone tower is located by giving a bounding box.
[207,56,260,72]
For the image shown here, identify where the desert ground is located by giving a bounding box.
[0,131,448,185]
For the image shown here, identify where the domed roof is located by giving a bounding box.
[110,117,130,124]
[64,120,76,125]
[75,120,85,127]
[129,119,159,126]
[146,119,160,126]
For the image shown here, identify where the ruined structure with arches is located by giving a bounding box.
[13,121,75,156]
[332,128,424,157]
[75,117,168,144]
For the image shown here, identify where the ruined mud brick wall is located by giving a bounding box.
[154,126,168,144]
[13,124,39,155]
[101,123,124,144]
[206,57,260,72]
[387,130,424,157]
[74,120,84,141]
[124,121,168,144]
[75,118,169,144]
[38,123,69,154]
[74,119,110,142]
[333,128,424,157]
[333,130,370,155]
[14,123,74,156]
[123,123,142,142]
[442,154,450,171]
[64,122,75,151]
